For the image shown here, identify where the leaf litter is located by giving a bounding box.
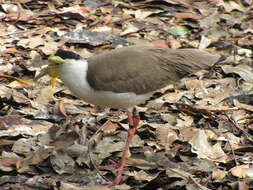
[0,0,253,189]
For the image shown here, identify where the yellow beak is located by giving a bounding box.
[50,77,57,88]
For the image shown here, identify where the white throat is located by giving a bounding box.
[59,59,151,109]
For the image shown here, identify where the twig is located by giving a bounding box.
[225,113,253,143]
[88,129,111,182]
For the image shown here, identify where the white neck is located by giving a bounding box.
[59,59,93,100]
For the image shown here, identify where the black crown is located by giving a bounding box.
[55,49,81,60]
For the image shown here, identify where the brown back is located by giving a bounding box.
[87,46,221,94]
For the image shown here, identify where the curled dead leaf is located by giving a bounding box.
[230,165,253,178]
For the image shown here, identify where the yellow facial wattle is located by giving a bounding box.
[47,56,66,87]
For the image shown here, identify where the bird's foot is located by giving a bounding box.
[102,162,125,187]
[100,150,127,186]
[101,109,140,187]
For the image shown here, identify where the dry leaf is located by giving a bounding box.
[212,169,227,180]
[230,165,253,178]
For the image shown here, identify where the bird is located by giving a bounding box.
[36,45,222,186]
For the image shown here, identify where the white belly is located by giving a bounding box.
[73,88,150,109]
[59,59,151,109]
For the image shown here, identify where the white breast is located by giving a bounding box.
[59,59,151,109]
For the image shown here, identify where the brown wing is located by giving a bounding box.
[86,46,221,94]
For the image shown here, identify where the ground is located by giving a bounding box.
[0,0,253,190]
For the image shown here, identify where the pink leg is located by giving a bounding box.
[104,110,140,186]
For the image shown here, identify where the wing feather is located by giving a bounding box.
[86,46,221,94]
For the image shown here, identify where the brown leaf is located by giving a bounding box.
[238,181,249,190]
[50,150,75,174]
[172,12,201,20]
[57,5,92,20]
[18,146,55,173]
[212,169,227,180]
[58,183,111,190]
[0,115,23,129]
[145,0,191,6]
[230,165,253,178]
[0,151,19,172]
[180,128,227,162]
[50,131,79,150]
[233,99,253,112]
[131,170,158,181]
[0,85,30,103]
[99,120,119,135]
[35,86,56,104]
[55,99,68,117]
[156,124,178,149]
[220,1,247,12]
[222,64,253,82]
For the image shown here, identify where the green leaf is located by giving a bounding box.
[168,26,190,36]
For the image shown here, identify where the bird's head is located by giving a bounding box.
[47,55,66,87]
[35,49,81,87]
